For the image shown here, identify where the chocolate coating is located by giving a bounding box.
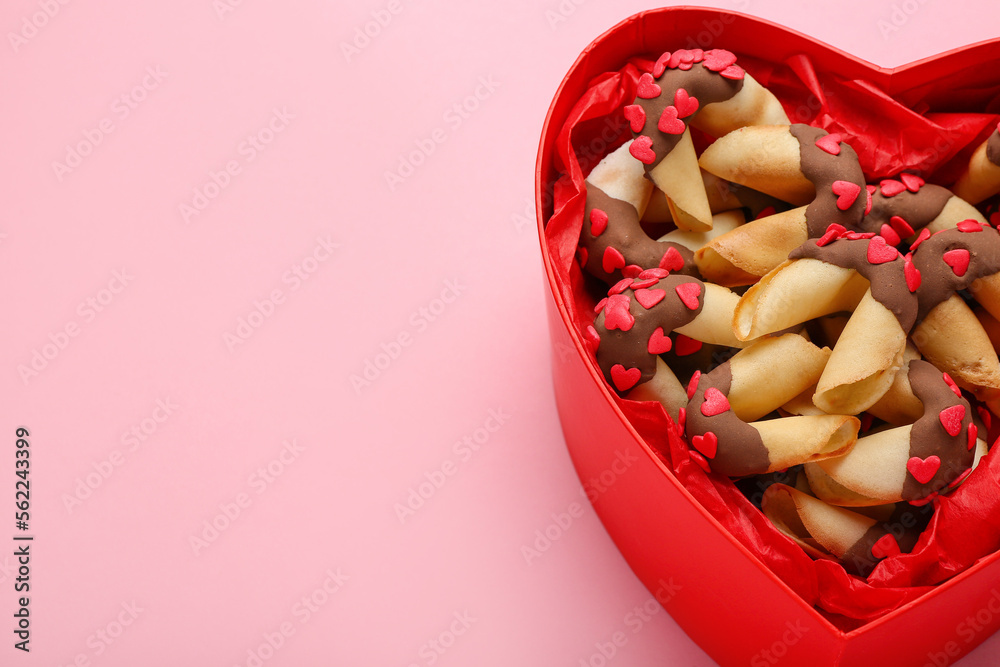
[594,274,705,388]
[788,124,868,238]
[789,236,918,331]
[911,225,1000,322]
[582,184,697,284]
[860,182,953,236]
[686,363,770,477]
[902,360,976,501]
[840,502,933,577]
[987,130,1000,167]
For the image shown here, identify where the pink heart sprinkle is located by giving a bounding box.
[957,219,984,233]
[652,52,672,78]
[907,455,941,485]
[691,431,718,459]
[943,248,970,277]
[593,297,606,314]
[816,223,847,247]
[584,325,600,352]
[719,65,744,80]
[815,133,842,155]
[629,135,656,164]
[978,406,993,431]
[879,224,901,247]
[636,73,662,99]
[607,278,633,295]
[623,105,646,133]
[702,49,737,72]
[686,370,701,400]
[688,448,711,473]
[865,186,873,215]
[603,294,634,332]
[659,246,685,272]
[634,288,666,310]
[866,236,898,264]
[903,255,921,292]
[911,228,931,250]
[590,208,608,236]
[880,179,906,197]
[675,282,702,310]
[969,423,979,451]
[832,180,861,211]
[889,215,914,238]
[611,364,641,392]
[648,327,672,354]
[602,246,626,274]
[629,277,658,290]
[871,534,901,560]
[622,265,643,278]
[639,268,669,280]
[939,404,966,437]
[657,106,686,135]
[942,372,962,398]
[900,173,925,192]
[701,388,730,417]
[673,88,699,118]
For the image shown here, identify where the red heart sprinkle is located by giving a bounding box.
[648,327,672,354]
[668,49,703,69]
[978,406,993,431]
[658,106,686,135]
[943,248,970,277]
[659,246,685,272]
[603,294,634,331]
[865,186,873,215]
[622,265,643,278]
[903,255,921,292]
[611,364,641,392]
[688,448,712,473]
[623,104,646,133]
[701,387,731,417]
[593,298,606,314]
[634,288,666,309]
[880,180,906,197]
[590,208,608,236]
[636,73,662,99]
[889,215,914,238]
[674,334,702,356]
[871,534,901,560]
[577,246,588,267]
[969,423,979,451]
[678,407,686,430]
[939,404,966,437]
[957,219,983,233]
[950,469,972,489]
[911,228,931,249]
[691,431,718,459]
[652,52,672,78]
[815,133,842,155]
[832,180,861,211]
[942,372,962,398]
[702,49,737,72]
[908,493,937,507]
[719,65,745,80]
[866,184,877,195]
[879,224,901,247]
[629,135,656,164]
[629,277,658,290]
[673,88,699,118]
[686,370,701,399]
[602,246,626,274]
[639,268,669,280]
[816,223,847,247]
[845,232,875,240]
[584,325,600,352]
[675,282,702,310]
[608,278,633,295]
[900,173,925,192]
[907,455,941,485]
[866,236,898,264]
[755,206,777,220]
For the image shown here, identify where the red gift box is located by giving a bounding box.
[536,7,1000,667]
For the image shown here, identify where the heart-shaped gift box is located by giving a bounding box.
[537,7,1000,667]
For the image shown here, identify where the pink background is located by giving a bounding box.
[4,0,1000,665]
